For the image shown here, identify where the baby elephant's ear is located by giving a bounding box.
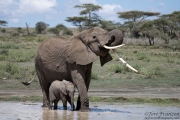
[60,83,67,95]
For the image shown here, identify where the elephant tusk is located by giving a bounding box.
[113,49,138,73]
[103,44,125,49]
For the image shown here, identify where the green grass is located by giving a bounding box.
[0,61,28,79]
[0,96,42,102]
[0,32,180,90]
[0,42,22,49]
[89,96,180,106]
[0,95,179,106]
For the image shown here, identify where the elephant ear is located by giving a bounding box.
[100,53,112,66]
[59,82,67,95]
[66,38,98,65]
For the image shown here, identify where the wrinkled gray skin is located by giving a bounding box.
[35,27,124,111]
[49,80,75,111]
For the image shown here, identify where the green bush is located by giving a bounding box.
[0,49,8,55]
[109,64,129,73]
[91,72,99,80]
[8,49,35,62]
[140,65,164,79]
[0,42,22,49]
[0,62,26,79]
[22,36,35,41]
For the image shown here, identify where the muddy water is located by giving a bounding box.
[0,102,180,120]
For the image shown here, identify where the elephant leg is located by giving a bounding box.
[54,100,58,110]
[76,95,81,110]
[36,68,50,107]
[75,63,92,111]
[62,98,67,110]
[85,63,93,91]
[49,100,53,110]
[67,96,75,111]
[69,64,90,112]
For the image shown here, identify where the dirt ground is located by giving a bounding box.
[0,87,180,99]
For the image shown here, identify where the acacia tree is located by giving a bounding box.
[66,3,102,31]
[117,10,160,38]
[66,17,87,31]
[74,3,102,28]
[100,20,121,31]
[48,24,73,36]
[0,20,8,26]
[35,21,49,34]
[161,11,180,39]
[139,20,160,45]
[0,20,8,33]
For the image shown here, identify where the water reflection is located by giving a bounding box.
[42,109,75,120]
[1,102,179,120]
[41,106,129,120]
[90,107,131,113]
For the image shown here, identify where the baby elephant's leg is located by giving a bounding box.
[54,100,58,110]
[67,96,75,111]
[62,97,67,110]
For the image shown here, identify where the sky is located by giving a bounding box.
[0,0,180,28]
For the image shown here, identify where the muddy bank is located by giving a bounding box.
[0,102,180,120]
[0,87,180,99]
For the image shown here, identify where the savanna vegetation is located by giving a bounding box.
[0,3,180,98]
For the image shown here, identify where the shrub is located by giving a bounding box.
[140,66,164,79]
[137,53,150,62]
[0,62,27,79]
[0,49,8,55]
[1,28,6,33]
[109,64,129,73]
[0,42,21,49]
[22,36,35,41]
[63,29,73,35]
[8,49,35,62]
[91,72,99,80]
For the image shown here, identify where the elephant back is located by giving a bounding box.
[37,37,68,73]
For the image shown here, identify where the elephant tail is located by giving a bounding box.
[22,73,36,86]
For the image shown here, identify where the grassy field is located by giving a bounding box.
[0,31,180,91]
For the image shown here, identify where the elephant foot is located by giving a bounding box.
[76,107,80,111]
[41,104,49,108]
[63,106,67,110]
[54,106,58,110]
[79,107,91,112]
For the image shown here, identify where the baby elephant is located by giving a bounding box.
[49,80,75,111]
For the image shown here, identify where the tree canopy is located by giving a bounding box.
[0,20,8,27]
[66,3,102,31]
[117,10,160,22]
[35,21,49,34]
[66,17,87,31]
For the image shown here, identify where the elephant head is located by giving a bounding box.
[62,80,75,95]
[66,27,124,66]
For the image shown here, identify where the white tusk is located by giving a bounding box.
[103,44,125,49]
[113,49,138,73]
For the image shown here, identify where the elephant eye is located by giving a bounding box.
[92,35,96,39]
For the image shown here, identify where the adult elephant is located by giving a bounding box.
[23,27,137,111]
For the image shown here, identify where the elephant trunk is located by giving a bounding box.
[106,29,124,47]
[102,29,138,73]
